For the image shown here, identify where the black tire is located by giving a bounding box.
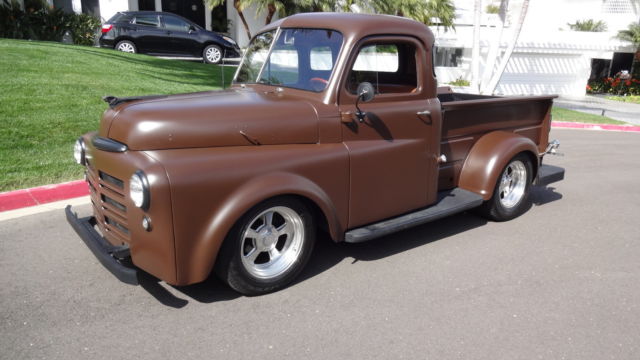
[203,44,223,64]
[477,153,533,221]
[215,197,316,296]
[115,40,136,53]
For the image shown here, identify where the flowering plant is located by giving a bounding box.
[587,73,640,95]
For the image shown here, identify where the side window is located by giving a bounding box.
[163,16,190,32]
[135,15,159,27]
[347,42,418,95]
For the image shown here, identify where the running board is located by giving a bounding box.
[344,188,484,243]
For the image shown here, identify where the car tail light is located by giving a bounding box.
[101,24,113,34]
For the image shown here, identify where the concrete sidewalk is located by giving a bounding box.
[554,95,640,125]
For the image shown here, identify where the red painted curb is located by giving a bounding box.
[0,180,89,212]
[552,121,640,132]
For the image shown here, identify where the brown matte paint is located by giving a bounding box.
[78,13,558,286]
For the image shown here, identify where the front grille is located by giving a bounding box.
[86,168,130,244]
[99,170,124,189]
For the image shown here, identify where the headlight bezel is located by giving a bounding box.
[74,137,86,165]
[129,170,150,210]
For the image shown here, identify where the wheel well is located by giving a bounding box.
[520,150,539,181]
[114,37,135,46]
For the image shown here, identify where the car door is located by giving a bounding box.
[338,37,442,228]
[132,14,168,53]
[161,15,199,55]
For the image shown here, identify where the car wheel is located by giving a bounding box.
[203,44,223,64]
[478,153,533,221]
[115,40,136,53]
[215,197,316,296]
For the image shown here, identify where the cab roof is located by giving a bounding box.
[263,12,434,47]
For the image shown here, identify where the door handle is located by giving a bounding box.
[417,110,432,124]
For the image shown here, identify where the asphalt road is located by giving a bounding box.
[1,129,639,360]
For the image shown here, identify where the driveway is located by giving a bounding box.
[1,129,639,359]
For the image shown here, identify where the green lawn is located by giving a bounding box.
[0,39,235,192]
[605,95,640,104]
[551,107,627,125]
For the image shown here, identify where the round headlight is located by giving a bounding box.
[73,138,85,165]
[129,171,150,209]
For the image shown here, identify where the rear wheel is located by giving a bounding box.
[115,40,136,53]
[478,154,533,221]
[203,44,223,64]
[215,197,316,295]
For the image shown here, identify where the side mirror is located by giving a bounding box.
[188,25,196,33]
[355,82,374,122]
[357,82,375,102]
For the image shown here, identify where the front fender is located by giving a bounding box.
[191,172,343,284]
[459,131,539,200]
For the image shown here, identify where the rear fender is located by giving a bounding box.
[459,131,539,200]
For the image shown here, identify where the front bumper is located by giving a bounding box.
[65,205,139,285]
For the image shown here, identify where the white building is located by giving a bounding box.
[435,0,639,95]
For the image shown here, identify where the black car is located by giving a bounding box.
[99,11,241,64]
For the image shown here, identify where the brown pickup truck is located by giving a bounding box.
[66,13,564,295]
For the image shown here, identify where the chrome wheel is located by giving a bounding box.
[204,46,222,64]
[116,41,135,53]
[240,206,305,279]
[498,160,527,208]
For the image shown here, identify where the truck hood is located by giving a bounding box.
[101,89,319,150]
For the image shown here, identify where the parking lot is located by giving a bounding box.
[1,128,639,359]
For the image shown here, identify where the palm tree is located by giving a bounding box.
[568,19,607,32]
[204,0,253,40]
[616,23,640,76]
[480,0,508,94]
[483,0,530,95]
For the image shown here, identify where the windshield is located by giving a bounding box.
[234,28,343,92]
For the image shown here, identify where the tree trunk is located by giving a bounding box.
[234,0,252,40]
[480,0,508,94]
[470,0,482,93]
[485,0,529,95]
[265,3,276,25]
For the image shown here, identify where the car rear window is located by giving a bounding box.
[106,12,132,23]
[135,14,160,27]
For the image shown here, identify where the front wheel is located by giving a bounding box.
[478,154,533,221]
[203,44,223,64]
[215,197,316,295]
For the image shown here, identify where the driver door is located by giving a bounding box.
[339,37,441,228]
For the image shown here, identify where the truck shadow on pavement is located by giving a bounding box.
[138,186,562,307]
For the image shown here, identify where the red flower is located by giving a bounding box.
[625,80,632,86]
[586,85,592,90]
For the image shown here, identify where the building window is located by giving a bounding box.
[434,47,462,67]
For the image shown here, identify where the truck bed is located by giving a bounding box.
[436,88,557,190]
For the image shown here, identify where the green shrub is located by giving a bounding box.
[0,0,100,45]
[448,77,470,86]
